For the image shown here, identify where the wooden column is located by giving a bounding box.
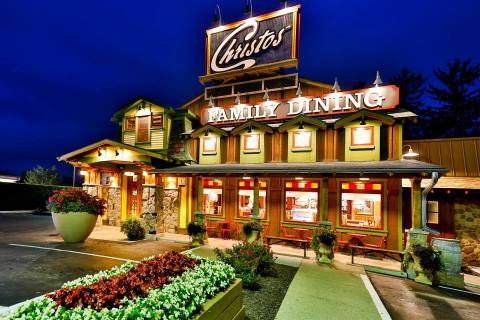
[253,177,260,217]
[197,176,203,212]
[410,177,422,229]
[320,177,329,221]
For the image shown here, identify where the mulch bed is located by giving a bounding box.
[243,264,298,320]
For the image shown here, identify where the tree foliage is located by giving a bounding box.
[24,165,60,185]
[429,58,480,137]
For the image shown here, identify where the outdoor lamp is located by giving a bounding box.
[402,145,419,159]
[204,129,210,136]
[247,124,253,133]
[298,121,304,129]
[79,170,87,176]
[213,4,222,25]
[97,148,103,156]
[359,115,366,126]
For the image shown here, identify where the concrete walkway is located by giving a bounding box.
[275,260,382,320]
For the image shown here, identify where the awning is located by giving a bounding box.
[402,176,480,190]
[152,160,448,176]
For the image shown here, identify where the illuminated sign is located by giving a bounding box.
[202,85,399,125]
[206,6,300,75]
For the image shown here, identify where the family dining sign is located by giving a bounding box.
[205,6,300,75]
[202,85,400,125]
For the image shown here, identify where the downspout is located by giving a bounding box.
[422,171,440,234]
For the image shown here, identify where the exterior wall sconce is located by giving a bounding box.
[142,171,149,177]
[97,148,103,157]
[359,115,366,126]
[79,170,88,176]
[124,171,135,176]
[247,123,253,133]
[204,129,210,136]
[115,149,120,156]
[298,121,304,129]
[402,145,419,159]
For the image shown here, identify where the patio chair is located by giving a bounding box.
[219,222,232,239]
[206,220,218,238]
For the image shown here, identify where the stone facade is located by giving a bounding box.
[454,198,480,266]
[142,186,158,214]
[157,189,179,234]
[106,187,122,226]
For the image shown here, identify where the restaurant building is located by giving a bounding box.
[59,5,448,251]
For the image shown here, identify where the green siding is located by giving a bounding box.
[287,125,317,163]
[199,133,221,164]
[239,129,265,164]
[344,120,381,161]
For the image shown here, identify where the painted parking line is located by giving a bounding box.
[360,274,392,320]
[8,244,139,263]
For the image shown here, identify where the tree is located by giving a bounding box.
[390,68,428,138]
[429,58,480,137]
[24,165,60,185]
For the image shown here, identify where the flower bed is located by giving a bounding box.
[7,252,236,320]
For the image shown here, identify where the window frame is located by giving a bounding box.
[124,117,136,131]
[243,133,261,153]
[135,115,150,143]
[350,126,374,147]
[283,180,320,224]
[151,113,164,129]
[202,136,218,155]
[291,130,312,151]
[201,178,225,217]
[236,179,268,220]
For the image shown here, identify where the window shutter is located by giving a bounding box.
[136,116,150,143]
[125,117,136,131]
[151,113,163,128]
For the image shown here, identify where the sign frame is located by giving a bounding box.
[204,5,301,78]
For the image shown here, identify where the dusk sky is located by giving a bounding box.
[1,0,479,177]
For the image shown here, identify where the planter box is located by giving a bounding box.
[194,279,245,320]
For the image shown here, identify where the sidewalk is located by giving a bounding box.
[275,260,383,320]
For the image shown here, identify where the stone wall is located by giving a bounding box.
[454,198,480,266]
[157,189,179,234]
[142,186,157,214]
[106,187,122,226]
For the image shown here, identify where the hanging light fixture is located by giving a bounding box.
[115,149,119,156]
[359,115,366,126]
[245,0,253,17]
[204,129,210,136]
[332,77,341,92]
[247,123,253,133]
[213,4,222,26]
[298,121,304,129]
[373,70,383,87]
[402,145,419,159]
[208,96,214,108]
[97,148,103,157]
[235,93,241,105]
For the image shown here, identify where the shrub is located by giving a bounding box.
[141,212,157,234]
[187,220,207,236]
[311,226,337,249]
[413,244,442,283]
[47,188,106,215]
[215,241,276,290]
[242,220,263,237]
[121,218,146,241]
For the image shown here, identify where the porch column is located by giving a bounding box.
[320,177,329,221]
[410,177,423,229]
[197,176,203,212]
[253,177,259,217]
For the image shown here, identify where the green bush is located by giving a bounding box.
[311,226,337,249]
[214,241,276,290]
[187,220,206,236]
[0,182,68,211]
[121,218,146,241]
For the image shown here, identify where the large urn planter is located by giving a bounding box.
[52,212,98,243]
[317,243,334,264]
[47,188,106,244]
[242,220,263,244]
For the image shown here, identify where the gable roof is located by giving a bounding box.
[333,109,395,129]
[231,119,273,135]
[191,125,228,138]
[278,114,327,133]
[110,97,174,123]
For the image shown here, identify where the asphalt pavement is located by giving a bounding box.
[0,212,188,306]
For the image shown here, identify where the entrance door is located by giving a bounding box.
[127,175,142,217]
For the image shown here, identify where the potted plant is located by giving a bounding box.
[311,227,337,264]
[187,220,207,247]
[411,244,442,285]
[121,217,147,241]
[242,220,263,243]
[47,188,105,243]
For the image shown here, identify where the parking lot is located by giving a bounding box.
[0,212,188,306]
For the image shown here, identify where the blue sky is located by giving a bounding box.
[1,0,479,176]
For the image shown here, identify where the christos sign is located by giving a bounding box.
[205,6,300,75]
[202,85,400,125]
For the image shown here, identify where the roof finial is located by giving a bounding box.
[373,70,383,87]
[296,83,302,97]
[235,92,241,105]
[208,96,214,108]
[263,88,270,101]
[332,77,341,92]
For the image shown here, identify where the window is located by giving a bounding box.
[292,131,312,150]
[202,178,223,216]
[100,172,113,186]
[136,116,150,143]
[202,137,217,154]
[340,182,383,229]
[237,179,267,219]
[125,117,136,131]
[151,113,163,129]
[427,201,439,224]
[284,180,319,223]
[243,134,260,153]
[351,126,374,146]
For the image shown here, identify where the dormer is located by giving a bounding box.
[278,115,327,162]
[231,120,273,164]
[334,110,395,162]
[111,98,174,152]
[192,125,228,165]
